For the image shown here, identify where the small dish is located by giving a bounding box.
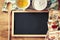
[16,0,30,10]
[32,0,47,10]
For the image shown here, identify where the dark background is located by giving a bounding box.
[14,12,48,35]
[58,0,60,9]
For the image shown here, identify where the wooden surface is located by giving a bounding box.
[0,0,8,40]
[0,0,60,40]
[0,0,45,40]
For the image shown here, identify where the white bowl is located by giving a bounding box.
[32,0,47,10]
[16,0,30,10]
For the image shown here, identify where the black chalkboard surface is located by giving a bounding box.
[12,11,49,37]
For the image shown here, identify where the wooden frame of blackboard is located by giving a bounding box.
[12,11,48,37]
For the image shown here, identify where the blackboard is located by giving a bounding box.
[12,11,49,37]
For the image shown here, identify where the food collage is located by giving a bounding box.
[0,0,60,40]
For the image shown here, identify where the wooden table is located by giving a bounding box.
[0,0,60,40]
[0,12,45,40]
[0,0,45,40]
